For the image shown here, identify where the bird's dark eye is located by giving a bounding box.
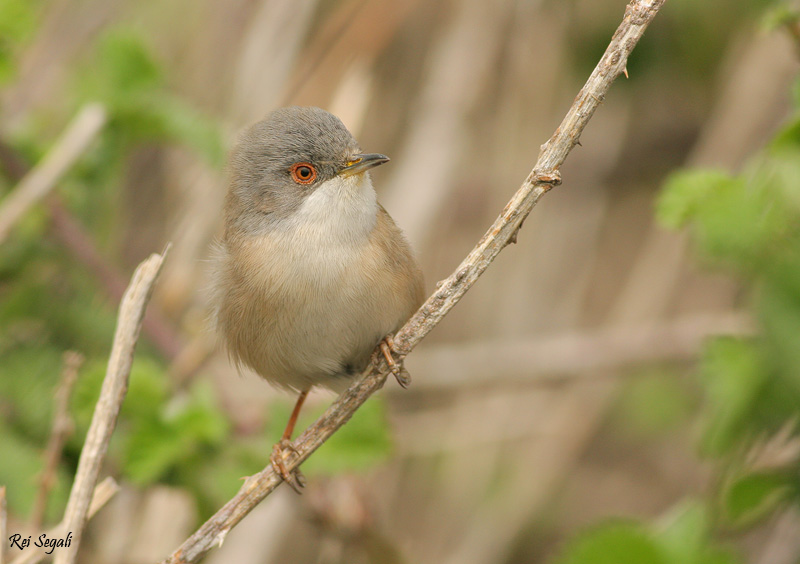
[289,162,317,185]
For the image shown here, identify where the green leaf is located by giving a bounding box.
[614,370,692,437]
[0,419,46,518]
[657,501,709,564]
[695,180,768,263]
[69,358,105,435]
[166,381,229,445]
[724,472,792,526]
[661,159,795,268]
[656,501,741,564]
[0,0,41,84]
[554,521,668,564]
[122,381,228,484]
[0,346,63,439]
[761,4,800,32]
[770,114,800,151]
[759,281,800,391]
[123,416,184,484]
[794,77,800,110]
[657,169,732,229]
[84,31,164,105]
[123,357,171,418]
[149,97,225,168]
[699,338,766,456]
[73,29,224,167]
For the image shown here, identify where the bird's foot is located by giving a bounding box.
[270,438,306,494]
[379,335,411,388]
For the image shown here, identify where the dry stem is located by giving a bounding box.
[53,251,168,564]
[159,1,667,562]
[30,352,84,531]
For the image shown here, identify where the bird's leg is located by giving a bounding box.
[379,335,411,388]
[270,389,309,494]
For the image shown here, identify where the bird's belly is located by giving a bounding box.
[223,236,398,392]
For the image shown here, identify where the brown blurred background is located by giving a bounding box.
[2,0,799,562]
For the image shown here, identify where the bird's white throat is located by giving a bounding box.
[288,173,378,245]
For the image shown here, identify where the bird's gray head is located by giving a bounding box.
[225,106,389,236]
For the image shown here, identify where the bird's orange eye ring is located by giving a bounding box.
[289,162,317,184]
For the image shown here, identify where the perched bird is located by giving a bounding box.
[212,106,425,491]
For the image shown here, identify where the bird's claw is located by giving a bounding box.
[380,335,411,388]
[270,438,306,494]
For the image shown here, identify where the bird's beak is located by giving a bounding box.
[338,153,390,177]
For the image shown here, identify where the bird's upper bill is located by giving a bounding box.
[337,153,390,178]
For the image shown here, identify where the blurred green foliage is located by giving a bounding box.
[555,521,670,564]
[612,368,694,438]
[555,504,740,564]
[75,31,224,168]
[0,25,229,521]
[657,102,800,459]
[555,41,800,564]
[723,471,798,527]
[0,0,42,85]
[0,24,392,525]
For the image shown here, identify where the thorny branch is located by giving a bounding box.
[160,1,667,562]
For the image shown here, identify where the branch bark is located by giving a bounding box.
[160,1,667,562]
[53,250,168,564]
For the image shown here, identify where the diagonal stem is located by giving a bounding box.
[54,251,168,564]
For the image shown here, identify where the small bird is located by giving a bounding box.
[212,107,425,491]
